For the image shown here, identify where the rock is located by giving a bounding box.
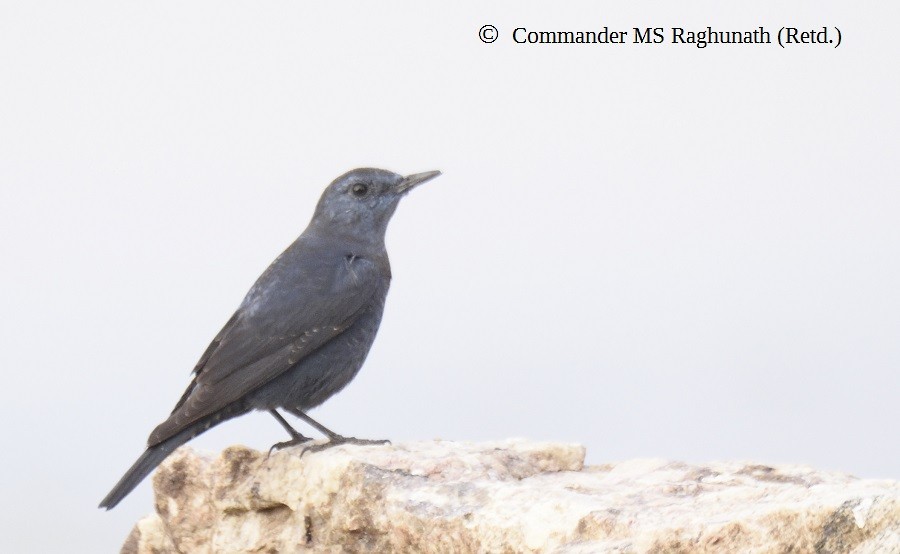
[122,440,900,553]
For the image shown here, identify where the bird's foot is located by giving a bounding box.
[267,435,314,457]
[298,436,390,457]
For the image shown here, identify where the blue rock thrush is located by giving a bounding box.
[99,168,441,509]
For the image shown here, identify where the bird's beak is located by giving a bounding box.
[396,170,441,194]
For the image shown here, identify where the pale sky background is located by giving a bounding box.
[1,2,898,551]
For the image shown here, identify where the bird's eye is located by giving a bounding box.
[351,183,369,197]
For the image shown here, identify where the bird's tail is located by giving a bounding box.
[99,438,182,510]
[99,408,241,510]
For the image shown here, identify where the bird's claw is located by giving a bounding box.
[267,436,313,458]
[296,437,390,458]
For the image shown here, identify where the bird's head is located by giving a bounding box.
[311,168,441,243]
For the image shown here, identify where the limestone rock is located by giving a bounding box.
[122,440,900,553]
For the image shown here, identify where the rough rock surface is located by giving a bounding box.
[122,440,900,553]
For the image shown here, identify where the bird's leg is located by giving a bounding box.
[267,409,313,455]
[284,407,340,439]
[284,407,390,455]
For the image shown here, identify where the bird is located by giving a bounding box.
[99,167,441,510]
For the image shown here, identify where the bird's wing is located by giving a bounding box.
[149,252,383,446]
[167,311,240,416]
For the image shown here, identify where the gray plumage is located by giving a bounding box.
[100,167,440,510]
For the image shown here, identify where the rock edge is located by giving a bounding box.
[122,440,900,553]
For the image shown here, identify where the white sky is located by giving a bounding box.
[1,2,898,551]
